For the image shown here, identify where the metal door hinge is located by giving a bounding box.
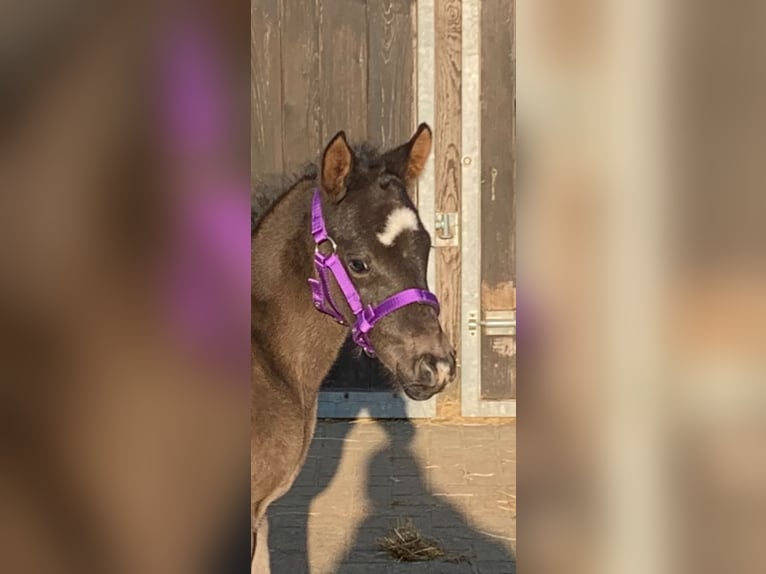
[468,309,516,336]
[434,212,459,247]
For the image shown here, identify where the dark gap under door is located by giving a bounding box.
[321,336,392,392]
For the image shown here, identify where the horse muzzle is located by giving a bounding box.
[401,351,456,401]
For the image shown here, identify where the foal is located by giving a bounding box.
[251,124,456,572]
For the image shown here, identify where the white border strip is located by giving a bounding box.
[460,0,516,417]
[417,0,436,295]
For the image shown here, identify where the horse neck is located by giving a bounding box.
[252,181,347,391]
[253,181,315,284]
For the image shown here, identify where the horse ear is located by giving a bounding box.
[384,123,433,184]
[321,131,353,202]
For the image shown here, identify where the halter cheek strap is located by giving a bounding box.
[307,189,440,356]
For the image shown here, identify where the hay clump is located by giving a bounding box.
[377,518,466,563]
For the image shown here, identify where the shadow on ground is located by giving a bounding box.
[269,404,516,574]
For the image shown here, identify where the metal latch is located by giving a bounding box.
[468,310,516,336]
[434,212,459,247]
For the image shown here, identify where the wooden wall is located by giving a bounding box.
[251,0,419,395]
[434,0,463,417]
[251,0,517,416]
[479,0,516,400]
[251,0,416,186]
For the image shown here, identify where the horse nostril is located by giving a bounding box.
[416,353,454,386]
[416,354,436,375]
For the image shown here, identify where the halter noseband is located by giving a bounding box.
[307,189,440,356]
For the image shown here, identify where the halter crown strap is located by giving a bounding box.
[307,189,440,356]
[311,195,330,243]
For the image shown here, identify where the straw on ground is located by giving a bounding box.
[377,518,468,563]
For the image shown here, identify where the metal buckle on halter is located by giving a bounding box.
[311,235,348,325]
[313,236,337,259]
[351,329,376,357]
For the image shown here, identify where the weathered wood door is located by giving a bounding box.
[251,0,437,417]
[252,0,516,418]
[461,0,516,416]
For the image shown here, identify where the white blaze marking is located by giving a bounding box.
[436,360,452,384]
[377,207,419,246]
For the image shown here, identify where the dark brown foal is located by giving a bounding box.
[251,125,455,573]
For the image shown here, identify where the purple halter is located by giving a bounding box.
[307,189,440,356]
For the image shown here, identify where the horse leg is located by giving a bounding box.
[251,516,270,574]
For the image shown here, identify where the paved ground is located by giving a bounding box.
[268,419,516,574]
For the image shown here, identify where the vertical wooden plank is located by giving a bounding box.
[251,0,283,217]
[434,0,462,418]
[318,0,368,142]
[416,0,436,269]
[317,0,371,397]
[280,0,322,169]
[480,0,516,400]
[251,0,283,181]
[367,0,414,149]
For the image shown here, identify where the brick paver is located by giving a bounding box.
[268,420,516,574]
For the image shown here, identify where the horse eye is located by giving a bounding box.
[347,258,369,274]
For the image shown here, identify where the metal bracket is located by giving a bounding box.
[434,212,459,247]
[468,309,516,336]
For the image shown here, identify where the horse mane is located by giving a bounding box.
[251,143,388,233]
[251,163,317,232]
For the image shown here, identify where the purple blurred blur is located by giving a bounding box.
[0,1,250,572]
[156,6,250,376]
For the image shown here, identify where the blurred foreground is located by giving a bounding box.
[519,0,766,573]
[1,1,249,573]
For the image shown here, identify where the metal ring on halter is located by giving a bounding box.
[314,236,338,256]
